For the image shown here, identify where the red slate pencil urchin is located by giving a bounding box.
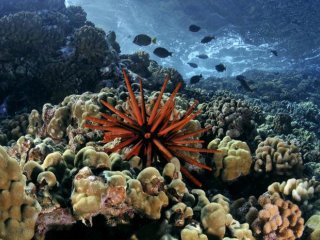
[84,69,219,187]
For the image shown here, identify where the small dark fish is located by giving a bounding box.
[153,47,172,58]
[133,34,156,46]
[201,35,215,43]
[236,75,253,92]
[187,62,198,68]
[270,50,278,56]
[189,24,201,32]
[196,54,208,59]
[190,74,203,84]
[215,63,226,72]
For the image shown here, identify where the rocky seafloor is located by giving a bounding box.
[1,1,320,240]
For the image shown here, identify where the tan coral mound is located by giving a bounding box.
[201,202,233,238]
[306,215,320,240]
[251,194,304,240]
[254,137,303,176]
[200,95,257,140]
[71,166,129,225]
[200,193,255,240]
[0,146,40,240]
[208,136,252,181]
[268,178,320,202]
[127,167,169,219]
[74,146,111,169]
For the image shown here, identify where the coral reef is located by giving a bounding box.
[1,2,319,239]
[85,69,218,187]
[119,51,184,91]
[200,94,258,143]
[251,193,304,240]
[0,146,40,240]
[73,25,108,65]
[254,137,303,177]
[273,113,292,134]
[0,3,119,114]
[208,136,253,182]
[306,214,320,240]
[0,0,65,17]
[267,178,320,216]
[71,167,130,225]
[0,113,29,144]
[120,51,151,78]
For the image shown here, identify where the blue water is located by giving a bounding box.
[66,0,320,79]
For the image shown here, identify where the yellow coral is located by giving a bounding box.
[71,167,108,223]
[0,146,40,240]
[227,220,255,240]
[181,224,208,240]
[166,202,193,227]
[41,151,64,169]
[208,136,252,181]
[46,105,70,140]
[74,146,111,169]
[201,202,233,238]
[127,178,168,219]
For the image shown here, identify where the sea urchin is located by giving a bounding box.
[84,69,218,186]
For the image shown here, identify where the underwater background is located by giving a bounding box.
[0,0,320,240]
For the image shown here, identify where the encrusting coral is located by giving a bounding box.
[1,1,318,239]
[85,69,219,187]
[181,223,208,240]
[74,146,111,169]
[166,202,193,227]
[0,113,29,144]
[200,193,255,240]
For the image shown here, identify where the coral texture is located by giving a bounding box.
[0,146,40,240]
[254,137,303,176]
[251,193,304,240]
[208,136,252,181]
[201,94,258,141]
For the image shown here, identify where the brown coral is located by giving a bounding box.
[251,193,304,240]
[254,137,303,176]
[201,94,257,141]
